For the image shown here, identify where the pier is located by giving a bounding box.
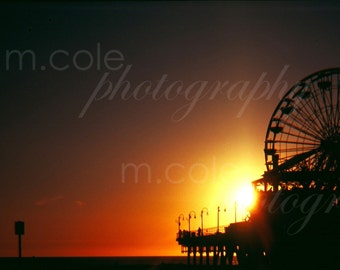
[176,222,267,267]
[176,69,340,269]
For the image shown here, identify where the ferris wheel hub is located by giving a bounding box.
[320,133,340,153]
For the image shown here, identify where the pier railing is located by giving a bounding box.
[177,225,228,239]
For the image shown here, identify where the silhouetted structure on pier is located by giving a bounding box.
[176,68,340,269]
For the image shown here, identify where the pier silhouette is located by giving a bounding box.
[176,68,340,270]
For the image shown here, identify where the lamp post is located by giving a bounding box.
[177,214,185,232]
[200,207,208,236]
[234,201,237,223]
[217,206,226,233]
[188,211,196,233]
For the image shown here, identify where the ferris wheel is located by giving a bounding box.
[264,68,340,188]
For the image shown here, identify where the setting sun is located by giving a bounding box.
[234,184,256,222]
[236,184,255,209]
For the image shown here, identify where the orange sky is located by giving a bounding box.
[1,2,340,257]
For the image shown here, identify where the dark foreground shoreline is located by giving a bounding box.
[2,257,336,270]
[0,257,184,270]
[0,257,242,270]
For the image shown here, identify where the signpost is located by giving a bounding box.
[15,221,24,258]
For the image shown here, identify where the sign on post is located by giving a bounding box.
[14,221,24,258]
[15,221,25,235]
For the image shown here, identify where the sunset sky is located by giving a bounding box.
[1,2,340,257]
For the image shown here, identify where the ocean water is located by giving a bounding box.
[111,256,188,265]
